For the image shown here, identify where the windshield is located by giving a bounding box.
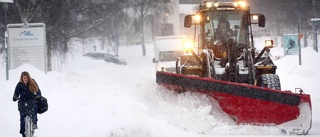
[159,51,184,62]
[204,10,249,44]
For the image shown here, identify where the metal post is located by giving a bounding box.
[311,18,320,52]
[2,3,9,80]
[313,21,316,51]
[316,21,318,52]
[298,0,302,66]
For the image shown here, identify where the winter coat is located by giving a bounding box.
[13,81,42,112]
[213,29,234,45]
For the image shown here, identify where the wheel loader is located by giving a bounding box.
[156,0,312,135]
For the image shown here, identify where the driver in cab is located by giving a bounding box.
[213,20,234,45]
[211,20,234,66]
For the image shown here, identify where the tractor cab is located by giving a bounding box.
[180,0,274,85]
[184,1,265,57]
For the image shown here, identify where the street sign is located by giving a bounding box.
[284,34,299,55]
[7,23,47,72]
[0,0,13,3]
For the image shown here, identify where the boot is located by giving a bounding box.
[33,121,38,129]
[34,124,38,129]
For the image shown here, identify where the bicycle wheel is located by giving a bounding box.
[25,115,34,137]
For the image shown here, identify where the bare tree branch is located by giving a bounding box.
[67,17,106,40]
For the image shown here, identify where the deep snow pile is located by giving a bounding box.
[0,43,319,137]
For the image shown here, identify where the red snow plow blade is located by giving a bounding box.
[156,71,312,135]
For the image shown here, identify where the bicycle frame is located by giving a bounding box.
[23,102,35,137]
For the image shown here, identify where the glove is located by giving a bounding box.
[13,96,19,102]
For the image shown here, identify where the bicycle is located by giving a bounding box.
[21,100,37,137]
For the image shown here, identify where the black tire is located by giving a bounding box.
[25,115,34,137]
[257,74,281,90]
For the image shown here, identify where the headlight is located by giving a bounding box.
[194,14,201,23]
[183,41,193,51]
[206,2,213,8]
[252,15,259,21]
[234,1,247,8]
[265,40,274,48]
[238,1,246,7]
[214,2,219,7]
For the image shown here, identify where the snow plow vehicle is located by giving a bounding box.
[156,0,312,135]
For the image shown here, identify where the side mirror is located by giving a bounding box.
[184,15,192,28]
[250,14,265,27]
[258,14,265,27]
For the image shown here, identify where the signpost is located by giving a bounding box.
[311,18,320,53]
[1,0,13,80]
[7,23,47,73]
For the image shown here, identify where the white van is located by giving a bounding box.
[153,35,187,72]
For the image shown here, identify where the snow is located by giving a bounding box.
[1,42,320,137]
[179,4,198,15]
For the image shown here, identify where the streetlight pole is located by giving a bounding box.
[298,0,302,65]
[2,2,9,80]
[315,21,318,52]
[311,18,320,53]
[1,0,13,80]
